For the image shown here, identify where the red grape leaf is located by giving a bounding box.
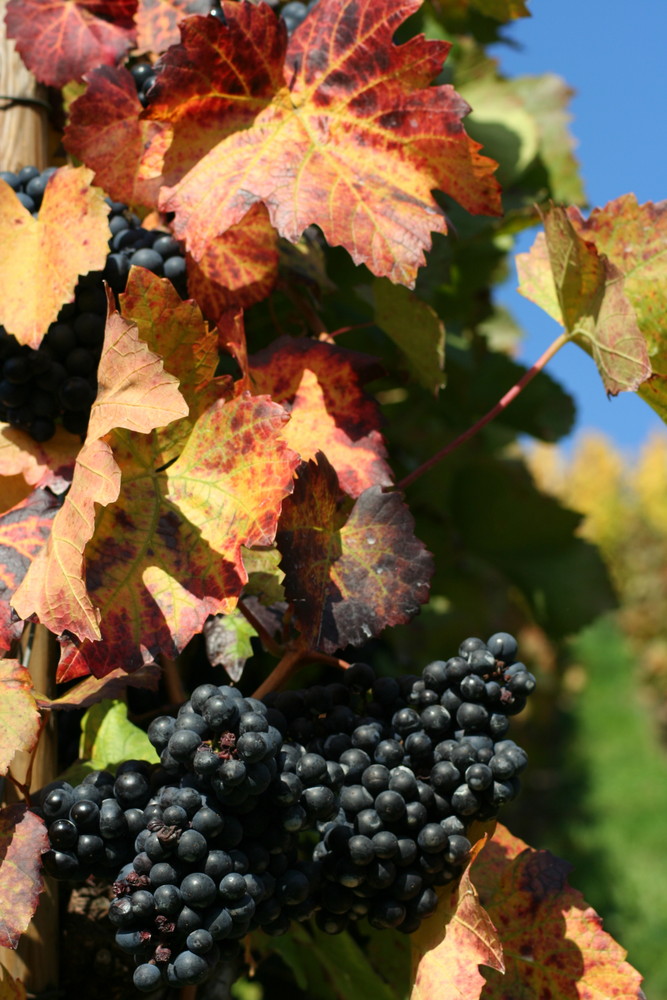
[12,299,188,643]
[56,391,299,679]
[0,661,41,777]
[148,0,501,285]
[136,0,211,53]
[36,662,161,709]
[0,805,48,948]
[277,454,433,653]
[473,824,644,1000]
[185,204,279,319]
[0,966,27,1000]
[410,835,504,1000]
[0,488,62,654]
[0,166,110,348]
[65,65,169,208]
[0,425,78,494]
[250,338,390,497]
[5,0,136,88]
[517,204,651,396]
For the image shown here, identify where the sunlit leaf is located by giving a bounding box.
[0,166,110,347]
[0,805,48,948]
[0,661,41,776]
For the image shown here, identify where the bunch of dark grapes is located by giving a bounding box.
[34,633,535,992]
[0,166,187,442]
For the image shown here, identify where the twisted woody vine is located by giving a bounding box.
[0,0,662,996]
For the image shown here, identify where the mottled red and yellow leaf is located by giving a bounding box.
[56,392,299,679]
[5,0,136,88]
[0,489,61,654]
[277,455,433,653]
[149,0,500,285]
[65,65,169,208]
[0,805,48,948]
[12,300,188,643]
[411,836,503,1000]
[473,824,644,1000]
[185,204,279,319]
[0,661,41,776]
[136,0,211,53]
[250,338,390,496]
[0,166,110,348]
[37,662,161,709]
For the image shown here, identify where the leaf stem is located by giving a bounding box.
[396,331,569,491]
[237,600,284,658]
[252,649,303,699]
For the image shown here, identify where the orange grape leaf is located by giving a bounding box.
[411,836,504,1000]
[0,488,62,654]
[0,425,79,494]
[277,454,433,653]
[136,0,212,53]
[0,166,110,347]
[517,204,651,396]
[185,204,279,319]
[36,662,161,709]
[65,65,169,208]
[0,966,27,1000]
[473,824,644,1000]
[5,0,136,88]
[218,310,250,384]
[149,0,501,285]
[56,391,299,679]
[89,288,190,440]
[250,338,390,497]
[12,298,189,643]
[119,266,226,461]
[0,805,48,948]
[0,661,41,776]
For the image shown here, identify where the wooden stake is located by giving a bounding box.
[0,0,49,172]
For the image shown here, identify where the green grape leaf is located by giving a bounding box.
[372,279,446,394]
[78,699,159,771]
[203,609,257,682]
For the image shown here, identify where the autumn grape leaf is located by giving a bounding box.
[185,204,279,319]
[36,663,161,710]
[277,454,433,653]
[5,0,136,88]
[557,196,667,422]
[437,0,529,20]
[0,661,41,776]
[0,166,110,347]
[203,609,257,682]
[136,0,211,53]
[148,0,501,285]
[473,824,644,1000]
[373,279,446,394]
[250,338,391,497]
[410,836,503,1000]
[0,489,62,654]
[12,300,189,643]
[119,266,228,461]
[0,425,78,494]
[65,65,169,208]
[55,391,299,680]
[0,805,48,948]
[0,965,27,1000]
[517,204,651,395]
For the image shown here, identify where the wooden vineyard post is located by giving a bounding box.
[0,0,49,172]
[0,2,58,990]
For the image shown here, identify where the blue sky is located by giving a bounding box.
[489,0,667,455]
